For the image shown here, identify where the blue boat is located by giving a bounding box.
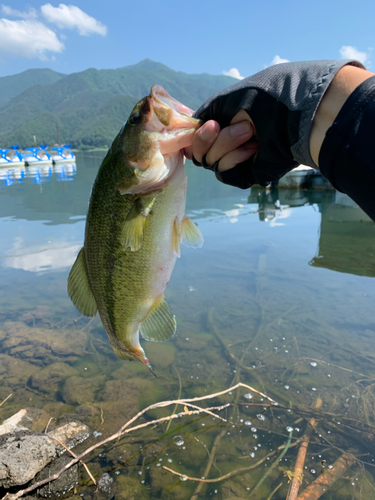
[0,146,24,167]
[50,144,76,164]
[23,145,53,166]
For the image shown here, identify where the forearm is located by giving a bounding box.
[310,65,375,167]
[316,74,375,221]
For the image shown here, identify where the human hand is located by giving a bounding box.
[189,60,364,189]
[184,111,258,173]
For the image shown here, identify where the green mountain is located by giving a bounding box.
[0,68,65,109]
[0,60,236,150]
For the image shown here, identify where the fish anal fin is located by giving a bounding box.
[140,295,177,342]
[181,215,204,248]
[121,198,155,252]
[67,247,98,317]
[172,217,181,257]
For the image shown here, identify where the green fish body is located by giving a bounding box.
[68,85,203,372]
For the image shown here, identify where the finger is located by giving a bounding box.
[205,121,255,166]
[185,120,220,162]
[217,141,258,172]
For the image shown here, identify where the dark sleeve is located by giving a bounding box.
[319,76,375,221]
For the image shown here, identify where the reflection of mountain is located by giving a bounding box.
[249,186,375,278]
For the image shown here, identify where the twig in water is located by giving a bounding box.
[249,431,293,496]
[50,436,96,485]
[296,452,354,500]
[286,397,322,500]
[44,418,54,434]
[166,365,182,432]
[4,382,264,500]
[0,394,12,407]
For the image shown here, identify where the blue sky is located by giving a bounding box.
[0,0,373,79]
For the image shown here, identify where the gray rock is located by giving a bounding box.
[0,408,50,435]
[34,454,79,498]
[48,421,91,456]
[0,431,56,488]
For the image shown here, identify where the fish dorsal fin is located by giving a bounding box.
[67,247,98,317]
[121,198,156,252]
[172,217,181,257]
[140,295,177,342]
[181,215,204,248]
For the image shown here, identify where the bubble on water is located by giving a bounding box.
[328,465,333,469]
[251,427,257,432]
[253,446,258,450]
[156,463,161,467]
[253,434,258,439]
[310,362,317,367]
[286,426,294,432]
[312,387,317,391]
[173,436,184,446]
[167,458,173,463]
[244,421,251,425]
[284,385,290,390]
[310,469,316,474]
[295,427,300,432]
[256,414,266,421]
[138,471,142,475]
[343,403,350,408]
[250,452,255,458]
[180,475,188,481]
[93,431,102,438]
[244,393,253,399]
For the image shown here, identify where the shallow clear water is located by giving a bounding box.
[1,154,375,499]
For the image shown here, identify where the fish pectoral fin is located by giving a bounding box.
[140,295,177,342]
[181,215,204,248]
[172,217,181,257]
[67,247,98,317]
[121,198,156,252]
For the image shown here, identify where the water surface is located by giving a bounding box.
[1,154,375,500]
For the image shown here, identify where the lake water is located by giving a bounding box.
[1,154,375,500]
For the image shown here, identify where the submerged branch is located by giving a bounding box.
[1,383,267,500]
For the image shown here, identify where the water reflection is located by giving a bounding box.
[250,185,375,277]
[0,162,77,186]
[0,155,374,500]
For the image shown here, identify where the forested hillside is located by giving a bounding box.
[0,60,235,150]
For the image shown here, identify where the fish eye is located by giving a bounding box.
[130,113,142,125]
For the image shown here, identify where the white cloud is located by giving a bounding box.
[41,3,107,36]
[223,68,244,80]
[271,55,290,65]
[1,5,37,19]
[0,18,64,59]
[339,45,368,65]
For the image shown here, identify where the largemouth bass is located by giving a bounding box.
[67,85,203,373]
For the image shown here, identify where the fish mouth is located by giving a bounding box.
[151,84,201,131]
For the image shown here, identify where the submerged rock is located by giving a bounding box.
[34,454,79,498]
[94,473,115,500]
[1,321,87,364]
[30,363,79,394]
[62,375,106,405]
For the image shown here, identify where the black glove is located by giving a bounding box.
[193,60,364,189]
